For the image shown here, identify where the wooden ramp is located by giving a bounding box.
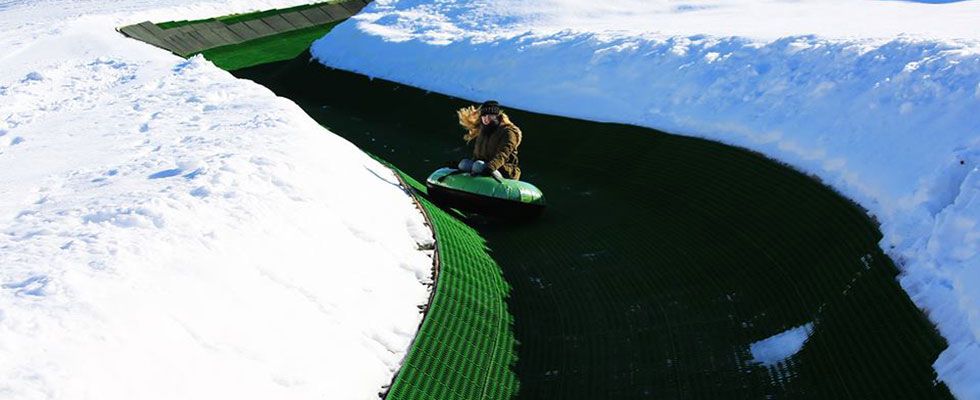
[117,0,370,57]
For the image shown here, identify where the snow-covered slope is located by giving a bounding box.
[311,0,980,397]
[1,2,434,399]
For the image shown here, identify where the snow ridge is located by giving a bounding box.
[1,3,435,398]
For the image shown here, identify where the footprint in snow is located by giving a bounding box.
[190,187,210,198]
[2,275,50,297]
[22,71,43,82]
[148,168,182,179]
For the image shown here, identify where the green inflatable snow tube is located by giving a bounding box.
[425,167,546,219]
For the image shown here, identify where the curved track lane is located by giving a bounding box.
[235,54,952,399]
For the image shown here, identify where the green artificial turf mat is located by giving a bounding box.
[194,22,342,71]
[231,52,953,399]
[370,156,520,400]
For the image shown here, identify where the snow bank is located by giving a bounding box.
[311,0,980,397]
[1,2,434,399]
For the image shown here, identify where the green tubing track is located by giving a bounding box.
[192,22,343,71]
[140,8,955,396]
[234,52,953,399]
[376,157,520,399]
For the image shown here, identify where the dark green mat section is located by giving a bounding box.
[235,53,952,399]
[373,157,520,400]
[194,21,343,71]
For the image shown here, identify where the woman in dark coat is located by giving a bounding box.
[456,100,523,180]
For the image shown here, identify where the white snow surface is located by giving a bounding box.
[1,1,435,399]
[750,323,814,367]
[311,0,980,397]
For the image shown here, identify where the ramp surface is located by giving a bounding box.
[117,0,369,57]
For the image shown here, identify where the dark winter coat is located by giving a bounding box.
[457,106,524,180]
[473,120,522,180]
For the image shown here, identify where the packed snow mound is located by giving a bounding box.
[1,3,434,399]
[311,0,980,397]
[331,0,980,44]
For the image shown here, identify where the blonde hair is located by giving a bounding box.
[457,105,514,143]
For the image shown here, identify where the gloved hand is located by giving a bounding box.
[478,168,502,178]
[470,160,487,175]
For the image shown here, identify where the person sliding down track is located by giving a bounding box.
[456,100,522,181]
[425,101,545,220]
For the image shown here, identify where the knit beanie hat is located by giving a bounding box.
[479,100,501,116]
